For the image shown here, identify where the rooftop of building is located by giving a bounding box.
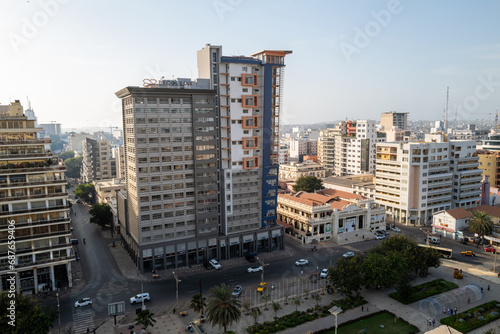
[323,175,375,189]
[469,205,500,218]
[94,178,126,189]
[279,187,365,211]
[444,208,473,220]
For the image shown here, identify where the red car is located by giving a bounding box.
[484,247,496,254]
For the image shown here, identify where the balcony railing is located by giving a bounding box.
[0,178,66,189]
[0,242,72,257]
[0,192,68,203]
[0,204,70,217]
[0,216,70,230]
[0,255,75,272]
[0,229,71,243]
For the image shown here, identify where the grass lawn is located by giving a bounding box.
[390,278,458,304]
[320,311,418,334]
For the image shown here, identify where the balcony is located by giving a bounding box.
[0,152,54,160]
[0,216,70,231]
[0,178,66,189]
[375,185,400,195]
[0,255,75,272]
[0,241,72,257]
[0,204,70,217]
[0,229,71,244]
[0,192,68,203]
[0,162,64,175]
[0,138,52,146]
[427,186,452,194]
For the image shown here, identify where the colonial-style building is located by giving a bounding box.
[432,208,472,240]
[277,189,385,244]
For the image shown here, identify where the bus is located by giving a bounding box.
[418,244,453,259]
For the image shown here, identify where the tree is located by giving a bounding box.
[0,292,57,334]
[64,156,83,179]
[60,150,75,161]
[261,295,271,310]
[469,211,493,239]
[329,254,364,298]
[292,297,301,311]
[74,183,95,202]
[292,176,324,193]
[205,283,241,334]
[190,293,206,315]
[311,293,322,307]
[250,307,261,325]
[271,301,281,320]
[49,134,64,152]
[135,309,156,332]
[241,298,251,315]
[89,203,112,229]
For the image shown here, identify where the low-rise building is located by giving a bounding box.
[279,161,326,181]
[277,189,385,244]
[94,178,127,204]
[323,174,375,199]
[432,208,472,240]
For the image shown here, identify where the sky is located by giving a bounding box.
[1,0,500,129]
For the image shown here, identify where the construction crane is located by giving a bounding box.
[471,110,499,133]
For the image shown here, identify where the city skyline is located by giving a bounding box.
[1,0,500,128]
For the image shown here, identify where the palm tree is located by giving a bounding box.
[250,307,261,325]
[469,211,493,244]
[135,309,156,333]
[205,283,241,333]
[271,301,281,320]
[190,293,206,315]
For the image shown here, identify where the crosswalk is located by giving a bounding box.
[72,306,95,334]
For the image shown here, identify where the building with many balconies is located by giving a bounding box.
[375,134,481,225]
[0,101,73,294]
[278,160,326,181]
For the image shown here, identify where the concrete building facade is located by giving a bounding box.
[278,161,326,181]
[81,138,116,183]
[0,101,73,294]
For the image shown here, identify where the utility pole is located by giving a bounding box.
[257,257,269,283]
[173,271,181,305]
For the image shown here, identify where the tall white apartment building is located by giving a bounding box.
[318,128,341,171]
[335,120,385,176]
[278,145,289,165]
[81,138,116,183]
[375,135,481,225]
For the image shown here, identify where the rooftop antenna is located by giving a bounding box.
[444,86,449,132]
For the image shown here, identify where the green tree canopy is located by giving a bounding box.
[292,176,324,193]
[329,254,364,298]
[63,156,83,179]
[74,183,95,201]
[469,211,493,238]
[49,134,64,152]
[190,293,206,315]
[135,309,156,331]
[60,150,75,161]
[205,283,241,334]
[89,203,112,228]
[0,292,57,334]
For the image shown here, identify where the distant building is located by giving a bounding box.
[477,150,498,187]
[289,137,317,162]
[39,122,62,135]
[94,178,127,204]
[278,161,326,181]
[278,145,289,165]
[482,133,500,152]
[81,138,116,183]
[277,189,385,244]
[113,146,126,179]
[323,174,375,199]
[68,133,91,153]
[380,111,408,131]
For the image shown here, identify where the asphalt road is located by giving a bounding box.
[47,196,500,330]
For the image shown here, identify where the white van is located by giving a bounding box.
[428,236,440,244]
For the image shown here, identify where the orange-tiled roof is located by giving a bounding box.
[318,188,365,201]
[470,205,500,218]
[445,208,473,220]
[279,192,352,211]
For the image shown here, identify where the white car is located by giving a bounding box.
[320,268,329,278]
[209,259,221,270]
[247,265,263,273]
[232,285,243,297]
[75,297,92,308]
[376,234,386,240]
[391,227,401,232]
[295,259,309,266]
[130,292,150,304]
[343,252,355,258]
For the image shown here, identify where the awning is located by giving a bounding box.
[277,220,292,229]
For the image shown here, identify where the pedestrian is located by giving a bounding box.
[366,306,369,312]
[447,308,450,315]
[86,328,90,334]
[173,307,175,314]
[93,329,96,334]
[454,307,457,314]
[361,305,364,312]
[432,318,435,327]
[301,270,303,276]
[443,307,446,314]
[488,285,490,291]
[468,298,470,304]
[362,235,364,239]
[481,287,484,293]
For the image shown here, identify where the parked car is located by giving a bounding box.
[295,259,309,266]
[461,251,476,257]
[209,259,221,270]
[247,265,263,273]
[130,293,150,304]
[376,234,385,240]
[391,227,401,232]
[232,285,243,297]
[245,255,256,263]
[203,262,213,270]
[257,282,267,292]
[484,247,496,254]
[320,268,329,279]
[343,252,355,258]
[74,297,92,308]
[76,199,81,204]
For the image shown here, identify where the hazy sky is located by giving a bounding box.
[1,0,499,129]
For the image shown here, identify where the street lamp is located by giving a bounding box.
[56,292,61,334]
[257,257,269,283]
[173,271,181,305]
[329,306,342,334]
